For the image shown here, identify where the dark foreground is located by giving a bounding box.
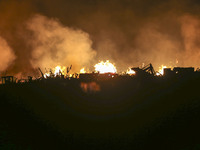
[1,75,200,150]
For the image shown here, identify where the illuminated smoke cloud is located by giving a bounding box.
[26,14,96,72]
[180,15,200,67]
[133,24,180,70]
[0,36,16,72]
[1,1,200,75]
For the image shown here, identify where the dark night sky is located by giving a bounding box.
[0,0,200,75]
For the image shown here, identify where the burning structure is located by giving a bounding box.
[1,1,200,149]
[1,59,199,86]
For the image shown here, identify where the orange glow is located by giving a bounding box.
[126,68,136,75]
[157,65,167,75]
[80,82,100,92]
[80,68,86,73]
[94,60,117,73]
[44,72,50,78]
[55,66,66,75]
[44,65,66,78]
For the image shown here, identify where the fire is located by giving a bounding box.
[126,68,136,75]
[54,66,66,75]
[157,65,167,75]
[44,72,50,78]
[44,65,66,78]
[94,60,117,73]
[80,68,86,73]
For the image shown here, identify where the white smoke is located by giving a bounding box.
[26,14,96,72]
[132,23,181,70]
[0,36,16,72]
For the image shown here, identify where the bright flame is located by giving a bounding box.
[94,60,117,73]
[126,68,136,75]
[80,68,86,73]
[44,65,66,78]
[55,66,66,75]
[157,65,167,75]
[44,72,49,78]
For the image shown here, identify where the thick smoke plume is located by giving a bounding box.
[1,0,200,75]
[0,36,15,72]
[27,14,96,73]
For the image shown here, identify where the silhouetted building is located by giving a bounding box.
[173,67,194,75]
[164,68,175,77]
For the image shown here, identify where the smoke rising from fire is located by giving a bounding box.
[133,14,200,70]
[27,14,96,73]
[1,0,200,75]
[0,36,16,72]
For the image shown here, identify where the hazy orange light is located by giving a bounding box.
[80,82,100,93]
[80,68,86,73]
[126,68,136,75]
